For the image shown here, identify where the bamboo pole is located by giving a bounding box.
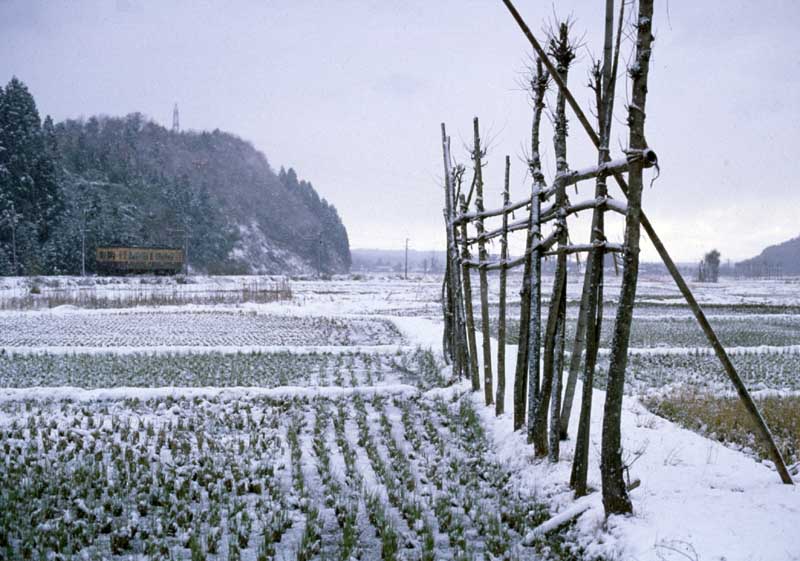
[473,117,494,407]
[499,0,793,485]
[496,156,510,415]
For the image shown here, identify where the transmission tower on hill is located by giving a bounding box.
[172,103,180,133]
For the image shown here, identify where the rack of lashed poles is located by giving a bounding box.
[440,10,667,512]
[439,0,792,525]
[498,0,793,490]
[440,113,653,428]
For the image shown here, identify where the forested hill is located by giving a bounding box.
[736,235,800,276]
[0,77,351,275]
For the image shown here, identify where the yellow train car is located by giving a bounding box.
[95,246,184,275]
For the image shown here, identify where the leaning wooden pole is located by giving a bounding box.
[473,117,494,407]
[499,0,793,485]
[459,193,481,392]
[496,155,510,415]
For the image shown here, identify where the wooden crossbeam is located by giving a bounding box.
[452,152,652,226]
[464,197,627,246]
[461,230,558,270]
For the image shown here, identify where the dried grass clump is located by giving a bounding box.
[644,388,800,466]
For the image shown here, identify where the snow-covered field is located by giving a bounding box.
[0,273,798,560]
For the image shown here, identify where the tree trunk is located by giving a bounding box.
[473,117,494,407]
[601,0,654,516]
[496,156,510,415]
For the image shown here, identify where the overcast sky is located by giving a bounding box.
[2,0,799,262]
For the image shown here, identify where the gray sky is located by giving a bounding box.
[2,0,799,262]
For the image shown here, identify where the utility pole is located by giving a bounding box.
[404,238,409,279]
[317,232,323,278]
[183,228,189,274]
[166,225,189,274]
[80,206,86,276]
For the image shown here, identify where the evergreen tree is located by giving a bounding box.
[0,77,63,273]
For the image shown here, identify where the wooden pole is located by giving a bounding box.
[526,190,543,437]
[496,156,510,415]
[514,222,533,430]
[499,0,793,485]
[441,125,469,380]
[572,0,622,495]
[560,253,591,439]
[601,0,654,515]
[473,117,494,406]
[533,21,573,459]
[459,193,481,392]
[514,59,549,431]
[549,282,567,461]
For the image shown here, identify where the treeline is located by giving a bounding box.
[0,77,351,275]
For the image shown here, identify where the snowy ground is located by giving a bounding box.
[0,273,798,560]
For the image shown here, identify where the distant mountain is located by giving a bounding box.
[351,248,447,273]
[736,235,800,276]
[0,77,350,275]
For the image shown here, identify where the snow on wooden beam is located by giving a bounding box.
[540,196,628,223]
[542,242,623,257]
[542,149,657,199]
[452,197,530,225]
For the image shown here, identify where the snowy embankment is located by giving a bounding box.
[391,314,800,561]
